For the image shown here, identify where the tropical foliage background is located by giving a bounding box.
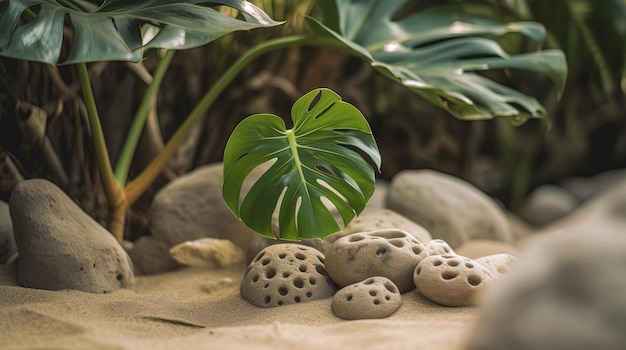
[0,0,624,239]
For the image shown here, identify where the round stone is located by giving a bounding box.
[325,229,428,293]
[413,254,495,306]
[240,244,335,308]
[332,276,402,320]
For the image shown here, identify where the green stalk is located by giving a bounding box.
[77,63,126,241]
[125,34,323,205]
[115,50,175,186]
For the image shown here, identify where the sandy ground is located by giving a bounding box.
[0,262,480,350]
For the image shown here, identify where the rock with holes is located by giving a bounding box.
[414,254,495,306]
[337,207,432,243]
[424,239,456,256]
[325,229,428,293]
[386,170,513,248]
[240,243,335,307]
[332,276,402,320]
[475,254,516,279]
[9,179,134,293]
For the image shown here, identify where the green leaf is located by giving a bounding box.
[223,88,381,240]
[0,0,282,65]
[308,0,568,121]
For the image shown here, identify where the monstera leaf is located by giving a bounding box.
[223,88,381,240]
[309,0,568,121]
[0,0,281,64]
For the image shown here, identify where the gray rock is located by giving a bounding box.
[0,201,17,264]
[560,169,626,202]
[413,254,494,307]
[520,184,579,225]
[386,170,513,248]
[325,229,428,293]
[10,179,134,293]
[467,227,626,350]
[133,163,270,274]
[332,276,402,320]
[128,235,177,275]
[240,244,335,307]
[339,207,432,243]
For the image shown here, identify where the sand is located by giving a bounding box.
[0,263,479,349]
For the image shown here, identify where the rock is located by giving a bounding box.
[456,239,518,259]
[424,239,455,256]
[0,201,17,264]
[134,163,270,274]
[366,180,390,209]
[332,276,402,320]
[474,254,516,278]
[240,244,335,307]
[128,235,177,275]
[325,229,428,293]
[9,179,134,293]
[169,238,246,268]
[466,227,626,350]
[386,170,513,248]
[338,207,432,243]
[413,254,494,306]
[520,184,579,225]
[560,169,626,202]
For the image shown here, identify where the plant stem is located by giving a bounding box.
[124,34,317,205]
[77,63,127,242]
[115,50,175,186]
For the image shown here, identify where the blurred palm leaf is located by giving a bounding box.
[0,0,281,65]
[308,0,568,122]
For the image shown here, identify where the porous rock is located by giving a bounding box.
[474,253,516,278]
[9,179,134,293]
[0,201,17,264]
[338,207,432,243]
[133,163,270,274]
[325,229,428,293]
[169,238,246,268]
[413,254,494,306]
[424,239,455,256]
[332,276,402,320]
[240,244,335,307]
[386,170,512,248]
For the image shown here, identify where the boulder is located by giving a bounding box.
[332,276,402,320]
[132,163,270,274]
[10,179,134,293]
[519,184,579,225]
[339,207,432,243]
[386,170,512,248]
[169,238,246,268]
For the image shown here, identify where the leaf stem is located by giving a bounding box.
[124,34,318,205]
[77,63,126,240]
[115,50,175,186]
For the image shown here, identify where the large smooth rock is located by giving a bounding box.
[0,201,17,264]
[133,163,270,274]
[10,179,134,293]
[467,173,626,350]
[386,170,512,248]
